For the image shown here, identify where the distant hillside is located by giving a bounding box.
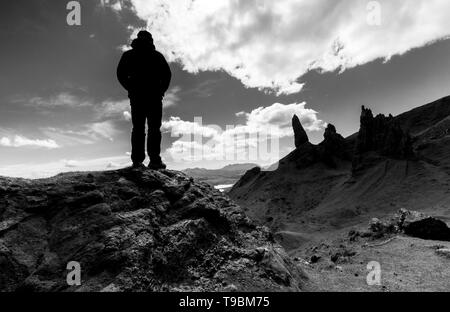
[183,163,259,191]
[220,163,259,171]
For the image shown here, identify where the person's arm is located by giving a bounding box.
[117,53,130,91]
[159,53,172,95]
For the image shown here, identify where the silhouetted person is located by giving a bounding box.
[117,31,171,170]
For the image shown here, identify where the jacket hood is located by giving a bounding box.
[131,37,155,51]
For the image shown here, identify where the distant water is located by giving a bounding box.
[214,184,234,192]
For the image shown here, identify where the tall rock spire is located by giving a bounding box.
[292,114,309,148]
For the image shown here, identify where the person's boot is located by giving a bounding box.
[148,160,167,170]
[132,162,146,170]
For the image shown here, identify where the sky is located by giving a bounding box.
[1,0,450,178]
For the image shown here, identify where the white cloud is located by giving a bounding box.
[123,111,132,121]
[64,160,79,168]
[15,94,130,121]
[97,89,179,122]
[243,102,326,133]
[100,99,129,114]
[100,0,123,12]
[86,121,118,141]
[41,128,97,146]
[21,94,131,122]
[111,1,122,12]
[26,92,92,107]
[163,116,221,138]
[96,99,129,119]
[127,0,450,94]
[8,94,127,147]
[96,86,180,122]
[0,135,60,149]
[162,102,324,163]
[42,120,119,145]
[163,86,181,108]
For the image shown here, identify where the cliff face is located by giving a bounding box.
[355,106,414,159]
[0,168,312,292]
[291,105,415,170]
[352,106,415,173]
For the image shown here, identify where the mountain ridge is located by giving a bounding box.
[229,96,450,237]
[182,163,259,192]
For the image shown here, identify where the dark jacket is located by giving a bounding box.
[117,38,171,98]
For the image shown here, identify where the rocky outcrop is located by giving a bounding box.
[366,209,450,241]
[275,120,351,171]
[400,210,450,241]
[320,124,351,161]
[355,106,413,159]
[292,115,309,148]
[0,168,312,292]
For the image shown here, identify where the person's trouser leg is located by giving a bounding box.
[147,101,163,164]
[130,103,146,164]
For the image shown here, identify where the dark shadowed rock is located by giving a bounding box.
[403,217,450,241]
[0,168,312,292]
[279,123,350,170]
[355,106,414,159]
[367,209,450,241]
[278,141,319,170]
[399,210,450,241]
[231,166,262,190]
[320,124,351,161]
[323,124,337,140]
[292,115,309,148]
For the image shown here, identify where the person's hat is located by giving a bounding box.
[137,30,153,41]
